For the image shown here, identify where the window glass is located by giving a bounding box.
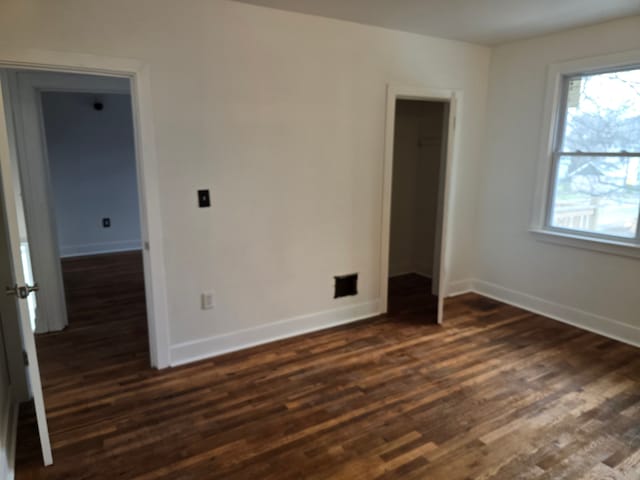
[560,69,640,154]
[550,156,640,238]
[548,66,640,242]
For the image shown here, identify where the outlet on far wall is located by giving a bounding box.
[201,291,215,310]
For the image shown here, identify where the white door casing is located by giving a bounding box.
[380,84,461,324]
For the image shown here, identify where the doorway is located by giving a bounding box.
[380,86,457,324]
[2,67,151,362]
[0,50,170,467]
[0,69,151,465]
[387,99,446,319]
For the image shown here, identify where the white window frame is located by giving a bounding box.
[531,50,640,259]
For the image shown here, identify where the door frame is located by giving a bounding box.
[380,84,462,324]
[0,48,171,369]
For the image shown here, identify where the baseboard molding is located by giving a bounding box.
[415,271,433,280]
[389,271,433,280]
[446,279,474,297]
[172,278,640,367]
[388,267,415,278]
[60,240,142,258]
[463,279,640,349]
[170,299,381,366]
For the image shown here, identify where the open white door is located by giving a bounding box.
[0,76,52,465]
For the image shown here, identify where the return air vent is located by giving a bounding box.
[334,273,358,298]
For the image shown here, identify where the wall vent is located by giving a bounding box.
[334,273,358,298]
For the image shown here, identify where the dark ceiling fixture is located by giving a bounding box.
[93,99,104,111]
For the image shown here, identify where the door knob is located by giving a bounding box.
[5,283,39,299]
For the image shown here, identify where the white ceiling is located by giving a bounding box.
[231,0,640,45]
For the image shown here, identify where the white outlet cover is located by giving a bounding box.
[201,292,214,310]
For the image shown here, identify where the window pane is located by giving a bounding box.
[550,156,640,238]
[560,68,640,153]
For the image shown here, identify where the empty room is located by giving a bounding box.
[0,1,639,479]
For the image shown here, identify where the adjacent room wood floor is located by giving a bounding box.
[15,270,640,479]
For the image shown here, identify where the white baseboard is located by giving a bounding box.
[60,240,142,258]
[461,279,640,349]
[446,279,474,297]
[171,277,640,367]
[170,299,381,366]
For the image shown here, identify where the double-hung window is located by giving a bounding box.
[543,64,640,248]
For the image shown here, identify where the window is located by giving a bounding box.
[546,66,640,245]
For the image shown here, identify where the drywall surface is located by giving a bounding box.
[0,0,491,357]
[389,100,443,277]
[476,16,640,333]
[41,92,141,257]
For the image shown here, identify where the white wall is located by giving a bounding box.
[0,0,490,363]
[389,100,443,277]
[41,92,141,258]
[475,16,640,343]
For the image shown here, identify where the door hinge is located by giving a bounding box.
[23,350,29,366]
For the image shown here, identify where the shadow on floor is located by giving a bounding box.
[387,273,438,323]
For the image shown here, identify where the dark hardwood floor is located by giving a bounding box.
[387,273,437,318]
[15,267,640,479]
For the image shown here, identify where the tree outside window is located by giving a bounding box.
[550,68,640,240]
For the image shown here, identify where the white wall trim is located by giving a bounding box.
[60,240,142,258]
[530,228,640,260]
[446,279,474,297]
[170,300,381,367]
[454,279,640,349]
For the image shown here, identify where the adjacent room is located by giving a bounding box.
[37,80,150,404]
[387,99,446,320]
[0,1,639,479]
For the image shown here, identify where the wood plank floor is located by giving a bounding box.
[15,271,640,479]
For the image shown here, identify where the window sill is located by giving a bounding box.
[529,228,640,260]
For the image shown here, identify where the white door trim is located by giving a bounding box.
[0,48,171,368]
[380,84,461,323]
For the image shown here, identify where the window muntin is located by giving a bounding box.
[548,67,640,242]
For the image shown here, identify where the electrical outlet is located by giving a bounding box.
[198,189,211,208]
[201,292,214,310]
